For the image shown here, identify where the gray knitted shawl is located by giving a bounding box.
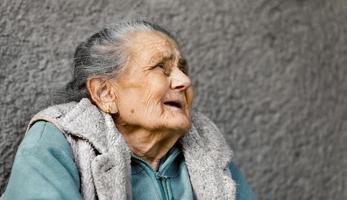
[28,98,235,200]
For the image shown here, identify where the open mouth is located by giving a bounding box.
[163,101,183,109]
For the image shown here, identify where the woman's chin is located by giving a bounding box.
[140,109,191,133]
[163,116,191,133]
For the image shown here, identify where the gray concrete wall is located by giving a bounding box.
[1,0,346,199]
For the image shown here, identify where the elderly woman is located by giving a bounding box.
[3,21,256,200]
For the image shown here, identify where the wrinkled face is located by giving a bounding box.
[112,31,193,133]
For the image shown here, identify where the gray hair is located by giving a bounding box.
[54,20,177,104]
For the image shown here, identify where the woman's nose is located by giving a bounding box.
[170,68,192,91]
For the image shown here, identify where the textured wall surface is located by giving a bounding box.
[1,0,346,199]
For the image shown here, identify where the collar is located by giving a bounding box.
[131,144,182,178]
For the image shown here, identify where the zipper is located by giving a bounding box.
[132,155,173,200]
[155,172,173,200]
[131,148,181,200]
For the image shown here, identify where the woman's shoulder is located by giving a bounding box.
[3,121,81,199]
[20,121,73,158]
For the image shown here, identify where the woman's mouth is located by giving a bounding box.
[164,100,182,109]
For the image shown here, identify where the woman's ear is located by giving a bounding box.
[86,76,118,114]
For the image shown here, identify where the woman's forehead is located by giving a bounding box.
[125,31,181,62]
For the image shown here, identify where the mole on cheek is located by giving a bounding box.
[131,109,135,114]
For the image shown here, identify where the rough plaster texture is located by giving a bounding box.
[1,0,346,199]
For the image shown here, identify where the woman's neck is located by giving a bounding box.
[116,124,183,170]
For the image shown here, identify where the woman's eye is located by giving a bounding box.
[155,63,165,69]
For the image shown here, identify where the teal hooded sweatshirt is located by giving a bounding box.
[3,121,256,200]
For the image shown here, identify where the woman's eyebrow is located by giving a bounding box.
[148,53,174,64]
